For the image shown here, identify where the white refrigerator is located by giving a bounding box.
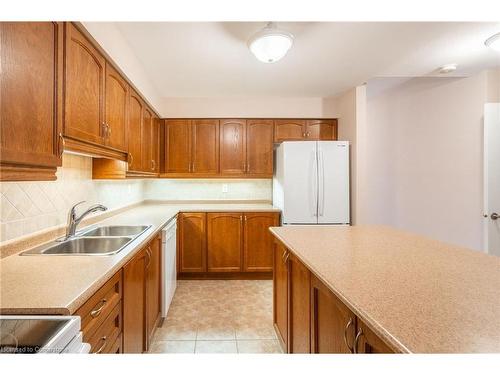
[273,141,350,225]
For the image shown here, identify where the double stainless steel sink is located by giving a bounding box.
[21,225,151,256]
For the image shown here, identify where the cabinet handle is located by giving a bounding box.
[302,132,306,138]
[90,298,107,318]
[281,249,288,262]
[353,328,364,354]
[145,247,152,268]
[94,336,107,354]
[58,133,65,157]
[306,132,310,137]
[283,251,290,264]
[101,122,106,138]
[343,318,354,353]
[107,124,112,137]
[128,153,133,166]
[151,159,156,171]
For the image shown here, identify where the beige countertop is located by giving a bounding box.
[0,201,279,315]
[269,225,500,353]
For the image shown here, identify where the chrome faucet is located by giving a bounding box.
[63,201,108,240]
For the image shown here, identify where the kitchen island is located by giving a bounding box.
[270,225,500,353]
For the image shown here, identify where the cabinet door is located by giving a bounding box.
[354,319,394,354]
[191,119,219,175]
[164,120,191,174]
[146,235,161,348]
[310,274,356,353]
[104,62,128,151]
[289,254,311,353]
[123,247,147,353]
[151,116,160,173]
[220,119,246,175]
[243,212,279,272]
[141,106,153,172]
[273,241,289,352]
[178,213,207,273]
[306,120,337,140]
[274,120,306,142]
[207,213,242,272]
[64,23,105,145]
[0,22,63,180]
[246,120,274,176]
[127,90,143,172]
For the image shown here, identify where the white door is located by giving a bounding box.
[317,141,350,224]
[484,103,500,256]
[282,142,318,224]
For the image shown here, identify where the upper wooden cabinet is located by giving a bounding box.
[164,120,191,174]
[246,120,274,176]
[141,106,153,172]
[191,119,219,175]
[127,89,144,174]
[104,62,129,152]
[0,22,64,181]
[64,23,105,146]
[274,119,338,142]
[219,119,246,175]
[151,116,160,174]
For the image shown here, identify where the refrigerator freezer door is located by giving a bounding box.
[317,141,350,224]
[282,142,318,224]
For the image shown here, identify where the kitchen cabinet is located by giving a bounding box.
[152,116,160,174]
[123,247,147,353]
[274,119,338,142]
[127,89,144,174]
[246,120,274,176]
[273,241,289,351]
[219,119,246,175]
[288,254,311,353]
[242,212,279,272]
[191,119,220,175]
[145,235,161,347]
[104,62,129,152]
[0,22,64,181]
[354,319,393,353]
[141,106,153,172]
[207,213,243,272]
[164,120,191,174]
[178,212,207,273]
[310,274,355,353]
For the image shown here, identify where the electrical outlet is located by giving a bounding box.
[222,184,228,193]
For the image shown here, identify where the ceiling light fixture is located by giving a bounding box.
[248,22,294,63]
[485,32,500,51]
[439,64,458,74]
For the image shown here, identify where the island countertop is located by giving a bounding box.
[269,225,500,353]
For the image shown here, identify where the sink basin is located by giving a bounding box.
[21,236,133,256]
[80,225,150,237]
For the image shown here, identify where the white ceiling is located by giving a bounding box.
[111,22,500,98]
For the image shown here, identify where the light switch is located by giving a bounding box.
[222,184,228,193]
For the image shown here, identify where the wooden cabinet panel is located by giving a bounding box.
[354,319,394,353]
[151,116,160,173]
[243,212,279,272]
[246,120,273,176]
[0,22,63,180]
[164,120,191,174]
[178,213,207,273]
[310,274,356,353]
[220,119,246,175]
[192,119,219,174]
[87,303,122,354]
[123,247,147,353]
[289,254,311,353]
[274,120,306,142]
[141,106,153,172]
[127,90,143,172]
[105,62,128,151]
[207,213,242,272]
[64,23,105,145]
[146,235,161,347]
[273,241,289,351]
[306,120,337,140]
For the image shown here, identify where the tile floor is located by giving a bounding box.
[148,280,283,354]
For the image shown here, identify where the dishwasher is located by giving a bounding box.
[161,218,177,318]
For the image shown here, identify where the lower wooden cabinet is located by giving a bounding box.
[273,240,395,354]
[178,211,280,278]
[123,234,162,353]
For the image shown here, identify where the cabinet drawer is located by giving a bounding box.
[108,333,123,354]
[87,302,122,354]
[77,270,122,339]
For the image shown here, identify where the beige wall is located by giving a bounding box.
[363,69,500,251]
[161,97,339,118]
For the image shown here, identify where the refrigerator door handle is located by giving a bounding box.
[309,148,318,217]
[318,148,325,216]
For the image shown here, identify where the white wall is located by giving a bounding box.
[82,22,164,114]
[363,69,500,251]
[161,97,339,118]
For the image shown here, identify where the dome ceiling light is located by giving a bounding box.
[485,32,500,52]
[248,22,294,63]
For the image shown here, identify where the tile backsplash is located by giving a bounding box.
[0,154,273,244]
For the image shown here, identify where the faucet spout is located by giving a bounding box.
[63,201,108,240]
